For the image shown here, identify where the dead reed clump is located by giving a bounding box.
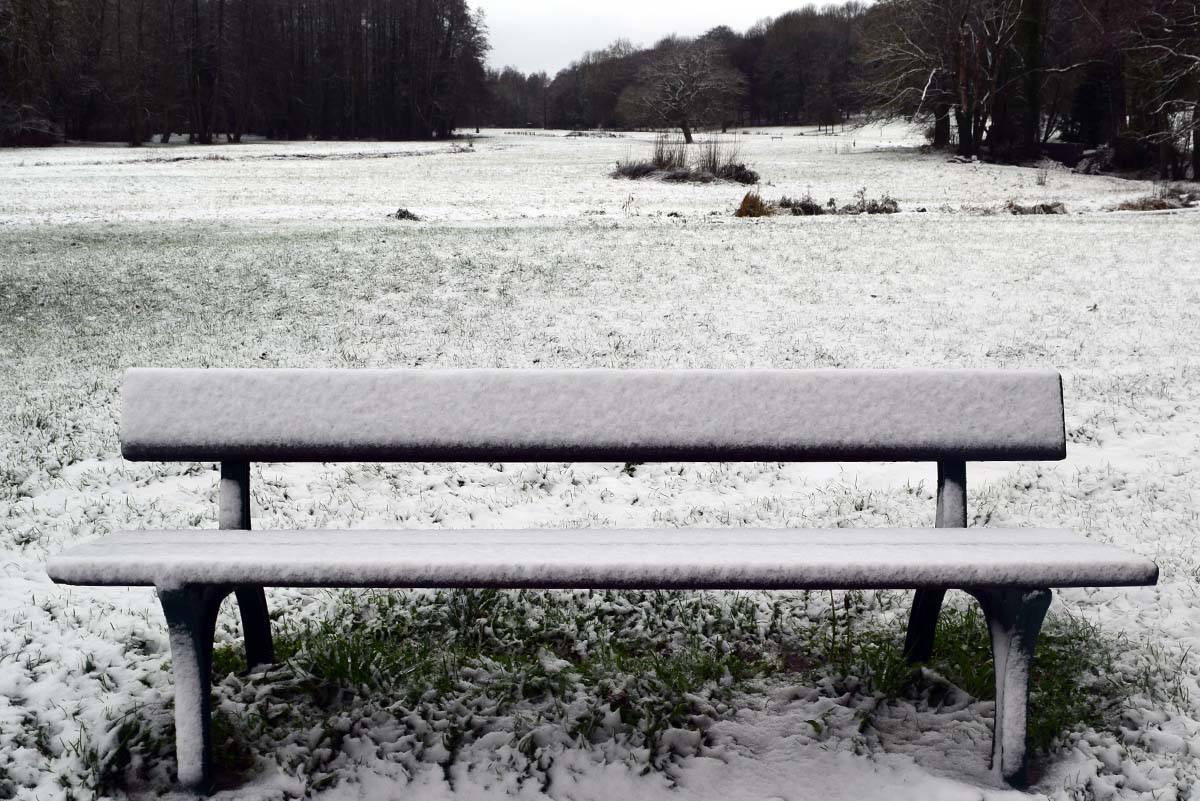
[735,191,774,218]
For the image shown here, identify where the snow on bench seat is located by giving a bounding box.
[48,528,1158,590]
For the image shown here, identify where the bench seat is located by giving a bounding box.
[48,528,1157,590]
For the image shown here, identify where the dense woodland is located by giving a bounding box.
[1,0,1197,175]
[0,0,487,144]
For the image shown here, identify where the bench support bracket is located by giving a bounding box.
[221,461,275,669]
[159,584,232,794]
[234,587,274,669]
[966,587,1052,788]
[903,588,946,663]
[905,461,966,663]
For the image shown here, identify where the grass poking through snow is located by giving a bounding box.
[191,588,1166,795]
[786,591,1174,757]
[203,589,772,793]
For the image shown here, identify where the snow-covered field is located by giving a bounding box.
[1,125,1198,801]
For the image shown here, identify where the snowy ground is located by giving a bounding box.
[1,124,1198,801]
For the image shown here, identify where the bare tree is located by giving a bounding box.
[628,38,744,143]
[1131,0,1200,177]
[863,0,1078,157]
[861,0,963,148]
[862,0,1021,154]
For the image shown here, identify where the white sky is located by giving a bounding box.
[472,0,816,76]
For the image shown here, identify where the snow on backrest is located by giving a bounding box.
[120,368,1066,463]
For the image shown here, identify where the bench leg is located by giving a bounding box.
[219,463,275,670]
[903,589,946,663]
[234,587,275,669]
[966,587,1052,788]
[159,585,231,794]
[908,461,967,663]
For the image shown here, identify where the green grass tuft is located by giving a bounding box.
[194,589,1157,793]
[206,589,773,785]
[783,592,1140,755]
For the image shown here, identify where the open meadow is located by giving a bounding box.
[1,126,1199,801]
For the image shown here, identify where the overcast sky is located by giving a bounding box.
[472,0,815,75]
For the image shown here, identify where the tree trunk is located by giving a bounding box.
[1105,53,1126,148]
[955,107,973,157]
[680,121,694,144]
[955,23,975,158]
[1019,0,1043,157]
[934,104,951,149]
[209,0,224,141]
[1042,80,1062,145]
[1193,103,1199,180]
[1159,140,1171,180]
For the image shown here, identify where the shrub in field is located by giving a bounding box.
[1005,200,1067,215]
[612,134,759,185]
[613,159,657,179]
[726,163,760,184]
[842,187,900,215]
[391,208,422,221]
[695,138,759,185]
[1113,196,1186,212]
[744,189,900,218]
[1112,184,1197,211]
[735,191,774,217]
[663,167,701,182]
[779,192,828,216]
[652,133,689,171]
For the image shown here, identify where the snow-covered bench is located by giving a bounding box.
[47,368,1158,793]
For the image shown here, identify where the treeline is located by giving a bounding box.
[3,0,1197,176]
[485,0,1198,175]
[486,5,867,134]
[0,0,488,145]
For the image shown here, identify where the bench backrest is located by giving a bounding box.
[121,369,1066,463]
